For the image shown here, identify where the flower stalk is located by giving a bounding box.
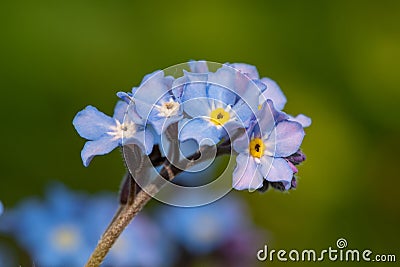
[85,144,231,267]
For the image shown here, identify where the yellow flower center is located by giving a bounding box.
[249,138,264,158]
[209,108,230,126]
[51,225,79,250]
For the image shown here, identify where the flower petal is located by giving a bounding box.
[188,60,209,73]
[232,128,251,154]
[260,78,287,110]
[265,120,305,157]
[150,114,183,136]
[182,97,211,118]
[289,114,312,128]
[181,71,211,117]
[134,71,172,119]
[231,91,258,124]
[116,92,133,104]
[179,118,220,145]
[181,71,209,98]
[81,136,119,167]
[125,102,145,125]
[123,128,154,155]
[113,101,129,123]
[208,66,237,97]
[73,106,116,140]
[256,102,276,138]
[262,157,294,190]
[207,84,236,106]
[232,154,263,190]
[227,63,259,79]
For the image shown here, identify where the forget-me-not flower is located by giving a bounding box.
[73,100,154,166]
[0,184,92,266]
[232,100,305,190]
[178,65,261,145]
[0,184,176,267]
[158,194,250,254]
[119,70,183,135]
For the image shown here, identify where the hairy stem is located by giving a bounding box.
[84,183,160,267]
[85,144,231,267]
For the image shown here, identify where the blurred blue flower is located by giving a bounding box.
[0,184,175,267]
[0,184,91,266]
[157,193,264,266]
[73,100,154,166]
[83,194,176,267]
[158,197,243,254]
[0,201,3,215]
[232,100,305,190]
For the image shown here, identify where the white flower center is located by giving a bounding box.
[156,99,180,117]
[50,225,80,251]
[108,120,137,140]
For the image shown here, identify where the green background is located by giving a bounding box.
[1,0,399,266]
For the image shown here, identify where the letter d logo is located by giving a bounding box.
[257,245,268,261]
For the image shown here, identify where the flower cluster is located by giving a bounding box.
[73,61,310,191]
[0,183,265,267]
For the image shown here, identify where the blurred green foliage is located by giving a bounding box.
[0,0,399,266]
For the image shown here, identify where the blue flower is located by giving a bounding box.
[178,65,261,145]
[0,184,92,266]
[0,201,3,215]
[118,70,183,135]
[156,190,266,267]
[0,184,176,267]
[157,194,251,255]
[73,100,154,166]
[83,194,176,267]
[232,100,305,191]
